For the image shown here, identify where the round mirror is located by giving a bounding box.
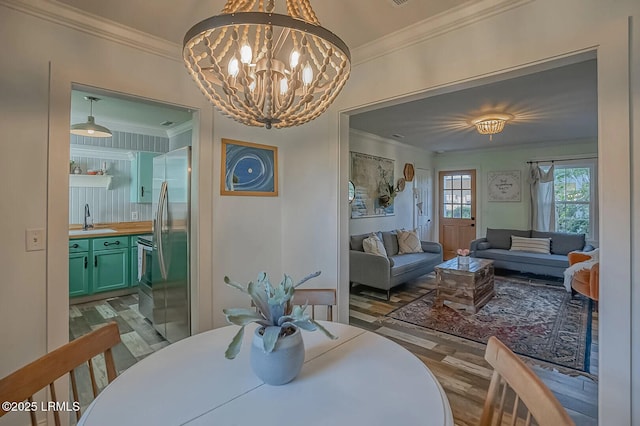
[348,181,356,204]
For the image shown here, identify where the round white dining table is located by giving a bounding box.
[78,321,453,426]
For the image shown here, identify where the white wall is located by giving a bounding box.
[210,112,338,328]
[333,1,639,424]
[434,139,598,240]
[348,130,433,236]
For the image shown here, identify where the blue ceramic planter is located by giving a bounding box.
[250,327,305,385]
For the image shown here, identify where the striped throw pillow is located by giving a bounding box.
[510,235,551,254]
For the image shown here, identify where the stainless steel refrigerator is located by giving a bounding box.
[151,146,191,343]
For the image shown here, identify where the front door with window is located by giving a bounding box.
[439,170,476,260]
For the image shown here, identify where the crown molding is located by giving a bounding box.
[99,119,192,138]
[352,0,534,66]
[0,0,181,61]
[166,120,193,138]
[97,119,170,138]
[2,0,534,72]
[434,137,598,155]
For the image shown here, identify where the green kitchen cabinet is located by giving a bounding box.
[69,239,90,297]
[93,249,130,293]
[69,234,146,298]
[130,151,159,203]
[92,236,130,293]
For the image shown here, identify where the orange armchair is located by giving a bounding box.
[568,252,599,301]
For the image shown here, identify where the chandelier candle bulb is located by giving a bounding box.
[240,45,253,64]
[302,64,313,86]
[228,58,239,78]
[290,50,300,68]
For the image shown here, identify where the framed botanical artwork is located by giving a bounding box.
[487,170,521,202]
[221,138,278,196]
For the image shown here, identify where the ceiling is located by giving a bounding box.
[350,58,598,153]
[71,89,193,137]
[59,1,597,150]
[53,0,472,49]
[62,0,473,135]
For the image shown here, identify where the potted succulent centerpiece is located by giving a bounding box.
[223,270,337,385]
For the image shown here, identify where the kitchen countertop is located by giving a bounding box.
[69,221,152,239]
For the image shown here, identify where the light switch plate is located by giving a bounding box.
[131,211,139,220]
[26,228,45,251]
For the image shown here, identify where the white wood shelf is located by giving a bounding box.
[70,145,135,161]
[69,174,113,189]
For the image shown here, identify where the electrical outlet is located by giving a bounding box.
[131,211,139,220]
[26,228,45,251]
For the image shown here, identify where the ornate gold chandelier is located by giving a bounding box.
[183,0,351,129]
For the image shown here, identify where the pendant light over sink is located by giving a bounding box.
[71,96,112,138]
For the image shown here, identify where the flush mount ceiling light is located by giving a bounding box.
[183,0,351,129]
[472,113,514,141]
[70,96,112,138]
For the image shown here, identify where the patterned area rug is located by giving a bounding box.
[387,276,592,371]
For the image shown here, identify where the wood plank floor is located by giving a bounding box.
[69,293,169,413]
[349,273,598,426]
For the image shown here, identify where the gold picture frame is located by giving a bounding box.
[220,138,278,196]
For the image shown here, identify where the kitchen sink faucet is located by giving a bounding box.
[83,203,94,230]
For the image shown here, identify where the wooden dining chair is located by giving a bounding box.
[293,289,337,321]
[480,336,575,426]
[0,322,121,425]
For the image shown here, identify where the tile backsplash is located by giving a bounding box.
[69,131,168,225]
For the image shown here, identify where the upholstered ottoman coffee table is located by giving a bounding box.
[434,258,495,314]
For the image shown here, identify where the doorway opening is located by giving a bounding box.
[344,52,599,424]
[67,86,195,393]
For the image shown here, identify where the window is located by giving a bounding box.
[442,173,472,219]
[553,163,597,238]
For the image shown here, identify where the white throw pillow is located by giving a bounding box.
[510,235,551,254]
[396,229,423,254]
[363,233,387,257]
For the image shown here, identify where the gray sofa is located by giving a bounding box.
[350,231,443,299]
[470,228,594,278]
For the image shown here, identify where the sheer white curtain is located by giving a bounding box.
[529,164,555,231]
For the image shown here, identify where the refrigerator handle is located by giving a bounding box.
[153,184,162,245]
[156,181,169,280]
